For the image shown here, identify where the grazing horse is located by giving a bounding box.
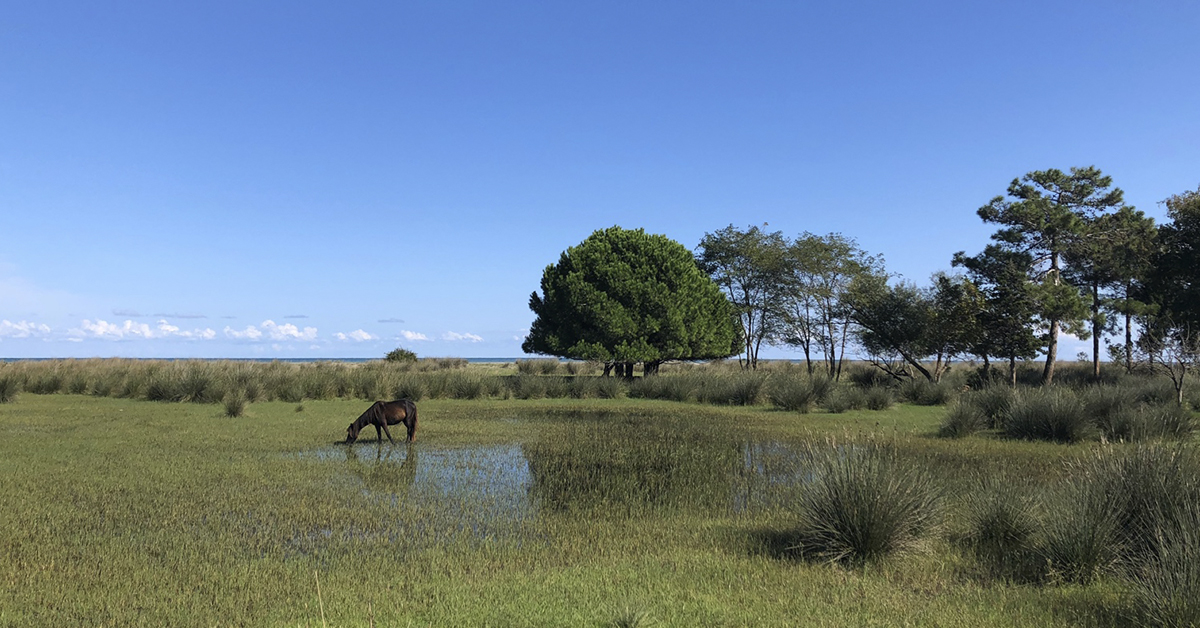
[345,399,418,444]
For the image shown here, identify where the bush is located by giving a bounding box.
[863,387,894,411]
[384,347,418,363]
[938,402,987,438]
[1003,388,1094,443]
[790,442,941,564]
[767,376,831,413]
[824,386,867,414]
[898,378,954,406]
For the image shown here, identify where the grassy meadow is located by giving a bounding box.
[1,359,1199,627]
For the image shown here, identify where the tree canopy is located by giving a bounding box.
[522,226,740,374]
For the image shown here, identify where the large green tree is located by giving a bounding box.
[1065,206,1157,375]
[777,232,881,378]
[523,226,740,375]
[977,166,1124,383]
[953,245,1042,386]
[695,224,791,370]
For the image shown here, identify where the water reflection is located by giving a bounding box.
[302,415,818,530]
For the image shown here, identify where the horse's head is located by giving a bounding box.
[345,423,359,444]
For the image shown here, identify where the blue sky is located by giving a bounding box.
[2,1,1198,359]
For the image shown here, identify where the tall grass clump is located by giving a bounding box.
[222,391,248,418]
[1129,503,1200,628]
[790,442,941,564]
[0,374,19,403]
[937,401,987,438]
[824,386,866,413]
[1002,387,1094,443]
[698,372,766,406]
[898,378,955,406]
[766,375,834,413]
[517,359,560,375]
[963,385,1016,429]
[628,374,697,403]
[961,480,1041,581]
[863,386,894,411]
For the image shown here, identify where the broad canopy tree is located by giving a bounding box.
[523,226,740,376]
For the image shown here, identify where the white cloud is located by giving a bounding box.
[224,324,264,340]
[400,330,430,341]
[443,331,483,342]
[71,319,217,341]
[261,320,318,341]
[335,329,377,342]
[0,320,52,339]
[224,320,317,342]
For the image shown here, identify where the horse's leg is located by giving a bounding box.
[379,422,396,444]
[374,424,383,442]
[406,416,417,442]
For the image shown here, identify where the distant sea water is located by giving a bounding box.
[0,357,526,363]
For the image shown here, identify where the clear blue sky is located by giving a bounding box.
[2,1,1198,359]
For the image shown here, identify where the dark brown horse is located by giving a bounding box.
[345,399,418,444]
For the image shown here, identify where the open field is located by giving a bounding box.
[3,387,1197,627]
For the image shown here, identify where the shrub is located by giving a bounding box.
[898,378,954,406]
[938,401,987,438]
[863,387,894,411]
[766,376,827,413]
[824,386,866,414]
[790,442,941,564]
[1003,388,1094,443]
[517,359,560,375]
[384,347,418,363]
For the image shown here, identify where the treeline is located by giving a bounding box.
[698,170,1200,398]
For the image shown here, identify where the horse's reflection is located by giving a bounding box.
[345,442,418,492]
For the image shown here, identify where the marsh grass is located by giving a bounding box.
[0,395,1186,626]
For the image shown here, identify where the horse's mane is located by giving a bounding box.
[347,401,383,439]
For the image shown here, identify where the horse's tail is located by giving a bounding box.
[404,398,418,440]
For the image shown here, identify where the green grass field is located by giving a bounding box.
[0,392,1187,627]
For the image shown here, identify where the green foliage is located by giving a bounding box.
[696,224,792,369]
[766,375,834,413]
[524,226,740,369]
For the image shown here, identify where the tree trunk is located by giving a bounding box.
[1091,283,1101,381]
[603,362,614,377]
[624,362,636,380]
[1009,355,1017,388]
[1124,284,1134,373]
[1043,318,1059,385]
[836,322,849,381]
